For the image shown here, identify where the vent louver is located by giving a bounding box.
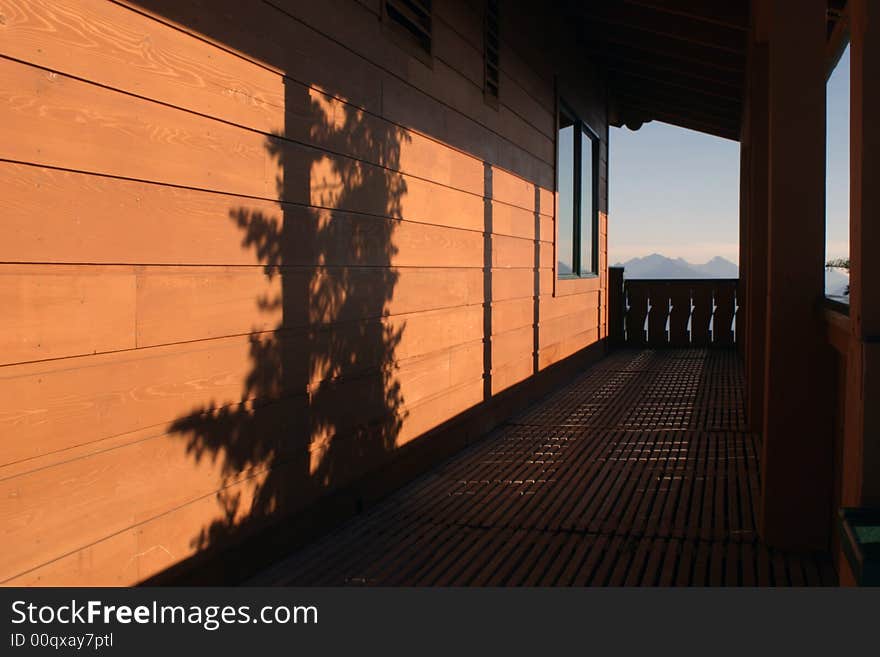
[484,0,500,100]
[385,0,432,53]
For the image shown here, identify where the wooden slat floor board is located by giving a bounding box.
[250,349,836,586]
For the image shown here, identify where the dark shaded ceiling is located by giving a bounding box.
[563,0,849,141]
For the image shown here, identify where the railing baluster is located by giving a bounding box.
[687,290,695,344]
[709,289,718,343]
[731,290,739,344]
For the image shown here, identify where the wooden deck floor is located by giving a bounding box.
[252,349,836,586]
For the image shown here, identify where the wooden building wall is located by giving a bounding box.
[0,0,608,585]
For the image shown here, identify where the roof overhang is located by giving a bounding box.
[563,0,849,142]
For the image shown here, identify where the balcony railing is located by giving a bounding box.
[609,267,739,348]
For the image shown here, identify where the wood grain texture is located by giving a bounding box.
[0,301,487,468]
[0,265,136,365]
[0,162,554,266]
[0,58,555,231]
[0,370,490,584]
[1,0,543,202]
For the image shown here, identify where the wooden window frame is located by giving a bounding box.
[556,99,600,282]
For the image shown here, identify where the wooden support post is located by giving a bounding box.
[608,266,625,345]
[760,0,833,550]
[744,35,769,435]
[842,0,880,511]
[738,137,749,359]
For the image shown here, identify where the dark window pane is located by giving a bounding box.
[580,130,595,274]
[557,117,575,276]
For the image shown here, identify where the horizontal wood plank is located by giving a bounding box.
[0,265,135,365]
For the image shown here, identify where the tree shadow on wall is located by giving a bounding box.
[166,78,410,567]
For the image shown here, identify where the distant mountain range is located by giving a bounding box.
[614,253,739,279]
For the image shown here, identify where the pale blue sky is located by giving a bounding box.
[609,45,851,266]
[826,45,850,261]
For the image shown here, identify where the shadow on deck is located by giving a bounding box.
[251,349,836,586]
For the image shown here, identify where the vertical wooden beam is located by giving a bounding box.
[760,0,832,550]
[737,2,758,363]
[533,184,542,374]
[483,163,493,401]
[608,266,625,345]
[745,37,769,435]
[738,137,749,359]
[842,0,880,511]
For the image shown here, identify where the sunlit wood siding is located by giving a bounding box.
[0,0,608,584]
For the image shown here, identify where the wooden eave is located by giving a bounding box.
[562,0,849,142]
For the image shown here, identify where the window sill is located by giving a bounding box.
[555,274,601,297]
